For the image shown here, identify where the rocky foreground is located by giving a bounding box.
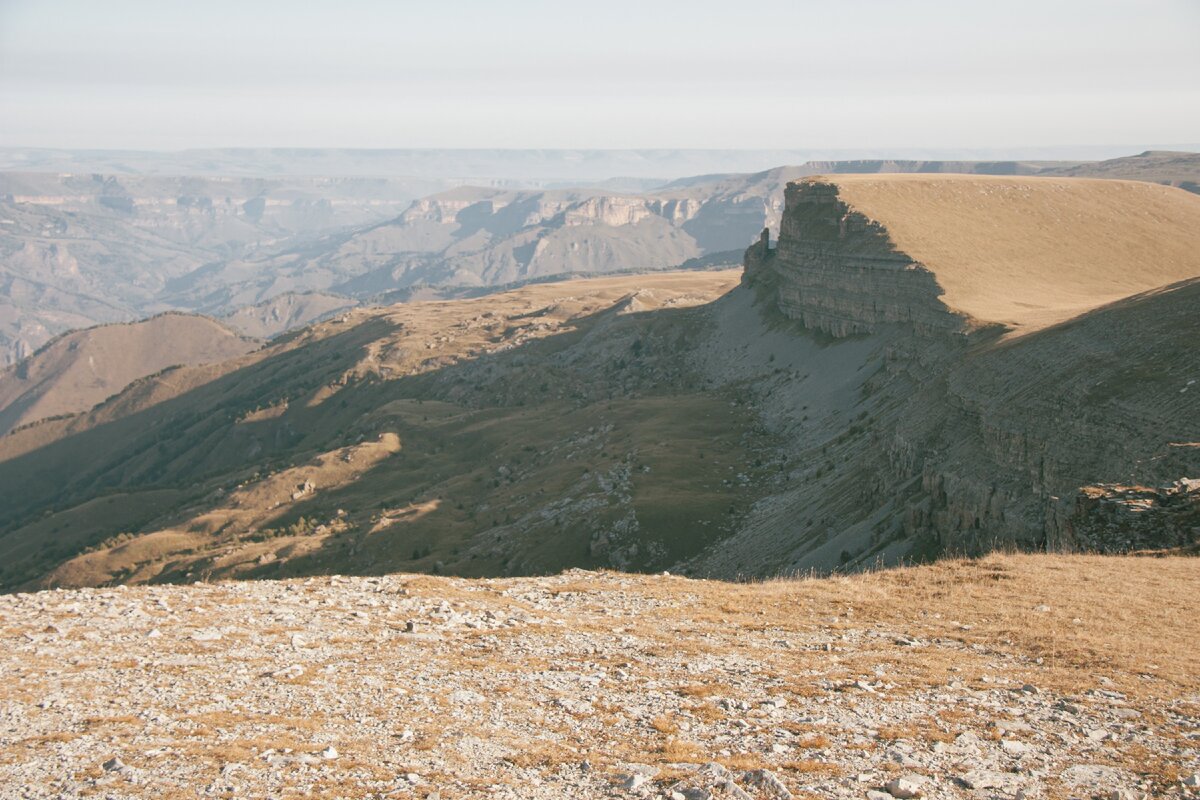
[1,555,1197,799]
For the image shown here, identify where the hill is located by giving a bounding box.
[1,554,1196,798]
[794,174,1200,333]
[0,175,1196,589]
[1042,150,1200,193]
[0,314,257,435]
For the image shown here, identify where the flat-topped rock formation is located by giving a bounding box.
[718,175,1200,574]
[749,175,1200,337]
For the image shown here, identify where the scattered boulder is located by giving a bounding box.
[884,775,925,798]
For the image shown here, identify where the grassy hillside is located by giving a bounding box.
[0,313,257,434]
[0,271,763,589]
[828,175,1200,332]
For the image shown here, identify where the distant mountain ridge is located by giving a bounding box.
[2,151,1198,367]
[1040,150,1200,193]
[4,146,1196,178]
[0,313,256,436]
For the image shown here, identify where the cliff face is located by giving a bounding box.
[711,176,1200,573]
[748,181,969,338]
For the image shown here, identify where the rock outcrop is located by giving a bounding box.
[748,181,968,338]
[1051,479,1200,553]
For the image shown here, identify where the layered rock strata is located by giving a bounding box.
[748,181,969,338]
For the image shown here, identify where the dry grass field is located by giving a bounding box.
[828,175,1200,333]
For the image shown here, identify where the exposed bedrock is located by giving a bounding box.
[746,181,970,339]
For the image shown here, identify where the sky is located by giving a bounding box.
[1,0,1198,151]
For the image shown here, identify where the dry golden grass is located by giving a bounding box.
[717,753,768,771]
[649,714,680,735]
[780,758,843,776]
[821,174,1200,333]
[656,738,708,763]
[875,718,957,744]
[633,553,1199,701]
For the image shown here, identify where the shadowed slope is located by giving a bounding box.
[0,313,257,435]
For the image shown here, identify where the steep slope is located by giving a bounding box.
[0,272,757,589]
[0,314,257,435]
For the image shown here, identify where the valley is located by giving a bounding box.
[0,173,1196,592]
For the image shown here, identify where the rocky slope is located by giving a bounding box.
[0,313,257,435]
[1,554,1196,799]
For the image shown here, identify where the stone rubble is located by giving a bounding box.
[0,567,1193,799]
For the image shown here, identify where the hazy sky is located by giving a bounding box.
[1,0,1198,150]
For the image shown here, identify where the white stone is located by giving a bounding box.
[885,775,924,799]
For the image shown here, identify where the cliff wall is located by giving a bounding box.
[748,181,970,338]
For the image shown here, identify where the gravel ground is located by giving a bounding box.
[1,560,1196,799]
